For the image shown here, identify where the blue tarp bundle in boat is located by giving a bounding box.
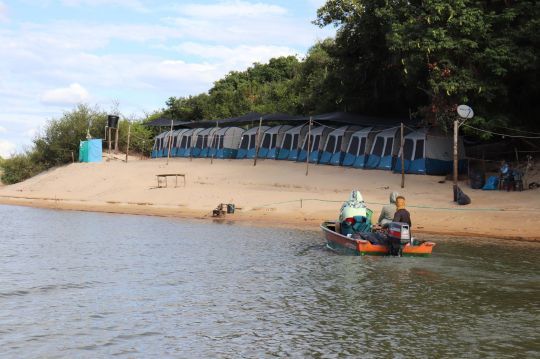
[79,139,102,162]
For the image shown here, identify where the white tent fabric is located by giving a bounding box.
[300,126,333,151]
[393,128,465,174]
[239,126,270,149]
[277,124,308,160]
[212,127,245,149]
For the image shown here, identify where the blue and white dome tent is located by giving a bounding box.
[365,127,406,170]
[177,128,203,158]
[393,127,466,175]
[258,125,293,159]
[297,126,333,164]
[209,127,245,159]
[191,127,219,158]
[277,124,309,161]
[342,127,376,168]
[320,125,362,166]
[236,126,270,159]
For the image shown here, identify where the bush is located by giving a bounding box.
[0,153,44,184]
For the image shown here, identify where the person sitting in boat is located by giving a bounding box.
[378,191,399,228]
[392,195,411,227]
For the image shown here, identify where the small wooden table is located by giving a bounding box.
[157,173,186,188]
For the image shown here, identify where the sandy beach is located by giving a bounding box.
[1,157,539,241]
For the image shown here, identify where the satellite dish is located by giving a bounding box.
[457,104,474,119]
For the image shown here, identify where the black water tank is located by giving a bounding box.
[107,115,119,128]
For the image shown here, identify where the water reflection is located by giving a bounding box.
[0,205,538,358]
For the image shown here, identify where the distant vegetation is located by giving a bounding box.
[0,105,154,184]
[1,1,538,184]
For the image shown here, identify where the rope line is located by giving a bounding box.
[462,124,540,139]
[248,198,539,212]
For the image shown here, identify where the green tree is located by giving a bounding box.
[0,152,44,184]
[31,104,108,168]
[316,0,540,130]
[316,1,416,116]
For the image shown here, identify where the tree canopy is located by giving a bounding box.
[159,1,538,133]
[316,0,540,131]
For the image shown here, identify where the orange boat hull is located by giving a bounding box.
[321,221,435,256]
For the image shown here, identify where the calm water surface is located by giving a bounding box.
[0,205,538,358]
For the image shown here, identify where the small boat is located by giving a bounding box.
[321,221,436,257]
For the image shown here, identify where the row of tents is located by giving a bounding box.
[151,122,466,175]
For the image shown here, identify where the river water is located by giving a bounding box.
[0,205,538,358]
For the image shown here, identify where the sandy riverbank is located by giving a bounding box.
[0,157,539,241]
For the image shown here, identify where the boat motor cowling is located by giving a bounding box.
[387,222,411,244]
[387,222,411,256]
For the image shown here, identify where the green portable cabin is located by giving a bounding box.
[79,139,103,162]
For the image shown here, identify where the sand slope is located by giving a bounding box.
[1,157,539,241]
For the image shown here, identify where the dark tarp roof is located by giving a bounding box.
[149,112,418,129]
[305,112,417,127]
[185,112,304,128]
[144,118,191,127]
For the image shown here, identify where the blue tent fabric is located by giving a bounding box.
[482,176,499,190]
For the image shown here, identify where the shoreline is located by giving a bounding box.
[1,192,538,242]
[1,158,539,242]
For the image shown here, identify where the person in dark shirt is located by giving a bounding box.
[392,196,411,227]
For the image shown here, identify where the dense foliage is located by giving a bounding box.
[0,105,154,184]
[316,0,540,131]
[161,0,538,133]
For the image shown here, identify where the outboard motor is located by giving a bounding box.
[339,190,371,235]
[387,222,411,256]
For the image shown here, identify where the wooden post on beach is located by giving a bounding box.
[108,126,112,158]
[211,121,218,165]
[125,122,131,163]
[453,119,459,186]
[400,122,405,188]
[306,117,312,176]
[253,117,263,167]
[114,127,119,153]
[71,151,74,163]
[167,119,173,165]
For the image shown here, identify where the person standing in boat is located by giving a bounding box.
[393,195,411,226]
[378,191,399,227]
